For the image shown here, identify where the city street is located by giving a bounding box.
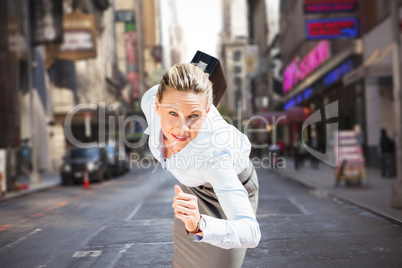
[1,165,402,267]
[2,0,402,267]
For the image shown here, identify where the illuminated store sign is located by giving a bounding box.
[304,0,356,13]
[283,40,330,93]
[284,87,313,111]
[284,58,356,110]
[306,17,359,40]
[283,58,299,94]
[323,59,353,86]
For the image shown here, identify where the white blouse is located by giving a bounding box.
[141,85,261,249]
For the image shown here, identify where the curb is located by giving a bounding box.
[2,182,60,203]
[272,170,402,226]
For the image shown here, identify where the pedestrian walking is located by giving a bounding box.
[389,135,396,177]
[379,128,393,178]
[141,63,260,268]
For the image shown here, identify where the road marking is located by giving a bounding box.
[4,229,42,249]
[0,219,30,232]
[72,251,102,258]
[0,224,13,231]
[118,243,134,254]
[130,218,172,226]
[125,203,143,221]
[46,200,71,212]
[138,242,173,245]
[29,213,46,218]
[289,197,311,215]
[257,213,303,218]
[1,192,96,233]
[107,244,135,268]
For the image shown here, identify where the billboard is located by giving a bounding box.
[305,17,358,40]
[58,13,97,61]
[304,0,356,13]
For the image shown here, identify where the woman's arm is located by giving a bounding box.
[200,164,261,249]
[173,154,261,250]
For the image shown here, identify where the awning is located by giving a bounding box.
[255,106,310,126]
[343,44,393,86]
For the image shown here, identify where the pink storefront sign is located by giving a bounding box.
[299,40,330,80]
[283,40,330,94]
[283,58,299,93]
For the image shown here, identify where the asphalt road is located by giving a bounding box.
[0,165,402,268]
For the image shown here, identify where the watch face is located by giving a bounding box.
[199,217,206,231]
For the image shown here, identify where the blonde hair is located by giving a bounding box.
[157,63,213,108]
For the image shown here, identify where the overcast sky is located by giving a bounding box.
[160,0,280,64]
[175,0,222,60]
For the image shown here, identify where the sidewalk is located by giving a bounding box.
[272,157,402,225]
[2,173,60,202]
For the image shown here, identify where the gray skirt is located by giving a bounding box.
[172,163,259,268]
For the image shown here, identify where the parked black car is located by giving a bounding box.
[60,147,111,185]
[105,144,130,176]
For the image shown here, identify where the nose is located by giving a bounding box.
[177,117,190,134]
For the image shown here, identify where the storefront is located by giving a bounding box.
[281,40,364,159]
[342,11,397,167]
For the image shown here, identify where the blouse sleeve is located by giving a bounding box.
[196,153,261,249]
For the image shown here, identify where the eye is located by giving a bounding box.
[169,111,178,116]
[189,114,199,119]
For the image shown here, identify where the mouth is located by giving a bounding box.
[172,133,189,141]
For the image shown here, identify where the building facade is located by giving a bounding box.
[0,0,129,193]
[279,0,399,166]
[219,0,251,123]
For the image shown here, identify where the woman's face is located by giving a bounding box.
[156,88,210,154]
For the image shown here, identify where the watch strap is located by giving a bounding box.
[186,215,203,235]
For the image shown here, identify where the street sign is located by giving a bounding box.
[58,13,97,61]
[115,11,135,22]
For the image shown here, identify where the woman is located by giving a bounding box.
[141,63,260,267]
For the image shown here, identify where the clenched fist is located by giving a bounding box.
[172,185,202,235]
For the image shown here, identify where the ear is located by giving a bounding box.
[155,99,161,116]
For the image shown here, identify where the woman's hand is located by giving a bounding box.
[172,185,201,234]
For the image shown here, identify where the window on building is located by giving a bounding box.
[233,51,241,62]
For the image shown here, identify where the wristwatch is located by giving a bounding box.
[199,215,207,232]
[186,215,206,235]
